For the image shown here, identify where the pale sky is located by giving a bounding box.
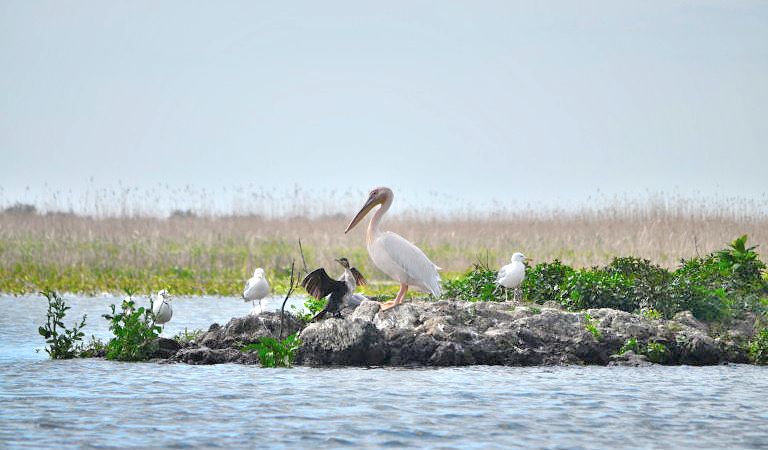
[1,1,767,215]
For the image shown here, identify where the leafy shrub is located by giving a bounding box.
[618,337,639,355]
[241,333,301,367]
[102,299,161,361]
[521,260,574,304]
[640,307,662,320]
[583,313,601,340]
[718,235,766,287]
[292,296,328,323]
[645,342,669,364]
[561,270,637,312]
[617,337,668,363]
[748,328,768,365]
[38,290,86,359]
[443,265,498,302]
[443,235,766,325]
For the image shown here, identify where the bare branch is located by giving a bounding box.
[279,260,296,339]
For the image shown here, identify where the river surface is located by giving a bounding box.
[1,295,767,449]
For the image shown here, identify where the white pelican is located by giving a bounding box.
[243,268,270,315]
[345,187,441,310]
[302,257,368,320]
[152,289,173,330]
[497,253,527,301]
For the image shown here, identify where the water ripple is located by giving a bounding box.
[2,296,768,449]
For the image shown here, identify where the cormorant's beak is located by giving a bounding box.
[345,193,379,234]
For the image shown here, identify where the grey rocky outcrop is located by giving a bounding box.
[164,300,751,366]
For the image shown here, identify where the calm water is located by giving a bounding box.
[1,295,767,449]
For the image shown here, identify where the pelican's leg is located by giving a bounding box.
[382,283,408,311]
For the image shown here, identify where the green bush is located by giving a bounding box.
[241,333,301,367]
[618,337,639,355]
[583,313,601,340]
[617,337,668,363]
[521,260,574,304]
[748,328,768,365]
[102,299,161,361]
[561,270,637,312]
[443,264,498,302]
[645,342,669,364]
[38,290,87,359]
[443,236,767,325]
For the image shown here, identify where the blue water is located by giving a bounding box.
[2,295,767,449]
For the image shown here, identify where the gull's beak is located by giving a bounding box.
[345,194,380,234]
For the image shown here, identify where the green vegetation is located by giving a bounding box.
[447,236,768,325]
[292,296,328,323]
[583,313,602,340]
[38,290,87,359]
[645,342,669,364]
[443,264,498,302]
[241,333,301,367]
[173,328,203,345]
[618,337,639,355]
[102,298,161,361]
[617,337,669,363]
[748,328,768,365]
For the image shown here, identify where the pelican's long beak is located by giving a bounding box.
[344,194,379,233]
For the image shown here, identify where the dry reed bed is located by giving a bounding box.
[2,207,766,293]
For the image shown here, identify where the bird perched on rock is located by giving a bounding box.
[152,289,173,330]
[497,253,527,301]
[243,268,270,315]
[335,257,368,307]
[302,258,368,321]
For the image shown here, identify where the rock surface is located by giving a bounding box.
[163,300,751,366]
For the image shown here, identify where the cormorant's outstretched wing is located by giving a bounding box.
[302,268,346,299]
[350,267,367,286]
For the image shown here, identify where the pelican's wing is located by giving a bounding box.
[302,268,345,299]
[350,267,367,286]
[377,232,441,297]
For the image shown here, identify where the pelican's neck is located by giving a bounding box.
[366,192,392,246]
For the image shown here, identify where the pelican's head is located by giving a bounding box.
[335,257,350,269]
[253,268,265,278]
[157,289,172,301]
[511,253,526,263]
[345,187,393,233]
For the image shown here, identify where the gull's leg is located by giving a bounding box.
[382,283,408,311]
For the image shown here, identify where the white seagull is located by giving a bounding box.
[243,268,270,315]
[152,289,173,330]
[497,252,527,301]
[345,187,441,311]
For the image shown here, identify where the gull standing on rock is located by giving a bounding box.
[244,268,270,315]
[152,289,173,331]
[497,253,527,301]
[345,187,441,311]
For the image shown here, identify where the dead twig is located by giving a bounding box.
[278,260,296,339]
[298,238,309,279]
